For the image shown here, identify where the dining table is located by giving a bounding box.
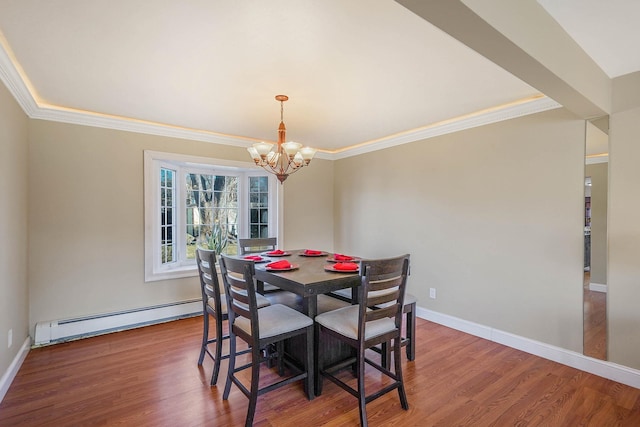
[250,248,362,398]
[253,249,361,319]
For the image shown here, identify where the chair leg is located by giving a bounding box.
[211,315,224,386]
[245,346,262,427]
[394,336,409,410]
[276,341,285,376]
[380,341,391,370]
[357,346,368,427]
[223,334,236,400]
[406,303,416,362]
[198,311,209,365]
[305,326,314,400]
[265,343,276,369]
[314,324,323,397]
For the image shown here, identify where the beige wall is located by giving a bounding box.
[585,162,608,285]
[26,120,333,334]
[282,157,334,251]
[0,81,29,374]
[335,108,586,351]
[608,73,640,367]
[8,74,640,376]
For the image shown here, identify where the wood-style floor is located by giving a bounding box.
[584,272,607,360]
[1,315,639,426]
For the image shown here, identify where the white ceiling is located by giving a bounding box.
[538,0,640,79]
[0,1,637,153]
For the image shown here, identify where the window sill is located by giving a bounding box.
[145,265,198,283]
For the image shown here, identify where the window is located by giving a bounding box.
[184,172,238,261]
[160,168,176,264]
[144,151,280,282]
[249,176,270,238]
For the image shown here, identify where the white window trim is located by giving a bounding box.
[144,150,283,282]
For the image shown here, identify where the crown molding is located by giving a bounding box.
[0,38,38,115]
[30,104,256,148]
[330,96,562,159]
[586,154,609,164]
[1,41,558,161]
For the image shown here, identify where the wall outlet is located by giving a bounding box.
[8,329,12,348]
[429,288,436,299]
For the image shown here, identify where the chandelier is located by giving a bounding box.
[247,95,317,183]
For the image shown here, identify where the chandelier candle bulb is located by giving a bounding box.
[253,141,274,158]
[282,141,302,157]
[247,146,261,161]
[299,146,317,164]
[293,152,304,167]
[247,95,317,183]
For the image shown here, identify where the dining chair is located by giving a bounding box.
[238,237,278,255]
[195,248,270,386]
[239,237,280,293]
[219,255,314,427]
[371,290,416,369]
[315,254,410,427]
[330,277,416,366]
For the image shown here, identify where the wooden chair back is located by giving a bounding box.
[219,255,260,343]
[238,237,277,255]
[358,255,410,342]
[196,248,224,316]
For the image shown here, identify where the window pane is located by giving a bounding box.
[160,168,176,265]
[257,176,268,192]
[186,173,238,258]
[249,176,269,239]
[200,175,213,191]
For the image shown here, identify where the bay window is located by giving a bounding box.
[144,151,280,282]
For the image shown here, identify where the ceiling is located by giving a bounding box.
[537,0,640,79]
[0,1,637,155]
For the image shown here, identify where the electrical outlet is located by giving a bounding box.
[429,288,436,299]
[8,329,12,348]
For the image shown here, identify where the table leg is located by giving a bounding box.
[303,294,318,319]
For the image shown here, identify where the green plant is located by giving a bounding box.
[200,220,228,256]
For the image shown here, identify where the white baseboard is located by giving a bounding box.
[0,336,31,403]
[34,299,202,346]
[589,282,608,293]
[415,306,640,390]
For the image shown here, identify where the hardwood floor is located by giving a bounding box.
[1,315,639,426]
[584,272,607,360]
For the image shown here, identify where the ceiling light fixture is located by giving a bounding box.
[247,95,317,183]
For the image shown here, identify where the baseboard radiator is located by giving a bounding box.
[33,299,202,346]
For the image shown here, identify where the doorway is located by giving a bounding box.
[584,118,608,359]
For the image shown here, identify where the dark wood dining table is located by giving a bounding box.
[253,249,361,319]
[252,249,361,399]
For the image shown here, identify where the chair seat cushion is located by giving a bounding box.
[404,292,417,305]
[377,292,417,310]
[235,304,312,339]
[207,296,227,314]
[331,288,352,299]
[334,289,416,307]
[317,294,351,314]
[315,305,397,340]
[209,292,269,315]
[262,283,280,292]
[265,290,301,310]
